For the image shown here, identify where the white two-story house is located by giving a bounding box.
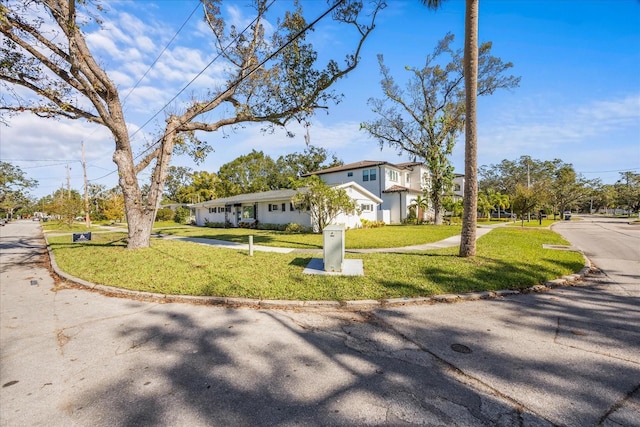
[306,160,465,224]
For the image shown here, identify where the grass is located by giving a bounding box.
[47,227,585,301]
[154,224,462,249]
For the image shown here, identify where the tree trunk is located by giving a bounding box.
[113,144,151,249]
[433,199,443,225]
[111,116,177,249]
[459,0,479,258]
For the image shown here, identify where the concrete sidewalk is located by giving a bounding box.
[156,223,504,254]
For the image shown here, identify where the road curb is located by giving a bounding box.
[45,239,594,311]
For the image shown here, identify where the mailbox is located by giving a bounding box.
[323,225,345,272]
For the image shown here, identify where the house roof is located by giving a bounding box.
[189,188,300,207]
[189,181,383,208]
[303,160,387,176]
[334,181,383,204]
[304,160,427,176]
[395,161,425,170]
[382,185,422,194]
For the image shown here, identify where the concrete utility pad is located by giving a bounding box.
[303,258,364,276]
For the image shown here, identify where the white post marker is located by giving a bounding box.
[249,235,254,256]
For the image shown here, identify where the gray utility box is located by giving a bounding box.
[323,225,345,272]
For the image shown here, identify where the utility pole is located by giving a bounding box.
[65,165,71,199]
[82,142,91,228]
[526,159,531,222]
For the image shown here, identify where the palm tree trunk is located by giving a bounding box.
[459,0,479,258]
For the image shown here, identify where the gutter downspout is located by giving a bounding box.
[378,165,383,210]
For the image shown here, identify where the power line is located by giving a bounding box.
[89,0,345,184]
[127,0,278,143]
[121,1,201,108]
[579,167,639,174]
[90,0,279,183]
[0,158,80,162]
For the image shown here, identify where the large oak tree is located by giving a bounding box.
[0,0,384,248]
[361,33,519,225]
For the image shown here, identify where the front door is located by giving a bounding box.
[235,207,242,226]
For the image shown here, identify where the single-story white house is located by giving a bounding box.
[191,181,383,230]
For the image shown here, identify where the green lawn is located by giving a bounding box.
[47,227,585,301]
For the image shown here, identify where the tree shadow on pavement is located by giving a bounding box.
[375,278,640,426]
[62,303,548,426]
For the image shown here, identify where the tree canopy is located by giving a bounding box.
[361,33,519,225]
[0,0,384,248]
[0,161,37,218]
[291,175,356,232]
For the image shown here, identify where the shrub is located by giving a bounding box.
[238,219,259,229]
[204,221,226,228]
[257,223,286,231]
[284,222,312,233]
[156,208,174,222]
[173,207,191,224]
[361,219,386,229]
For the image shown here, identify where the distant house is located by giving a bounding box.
[306,160,465,224]
[191,182,382,230]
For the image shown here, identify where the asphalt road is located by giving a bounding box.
[1,218,638,426]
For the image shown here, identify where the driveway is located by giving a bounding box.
[1,218,638,426]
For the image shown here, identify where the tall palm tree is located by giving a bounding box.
[420,0,479,256]
[490,190,510,220]
[421,0,444,7]
[459,0,479,257]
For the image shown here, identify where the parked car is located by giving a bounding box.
[563,211,572,220]
[32,216,40,221]
[0,219,6,226]
[490,211,516,219]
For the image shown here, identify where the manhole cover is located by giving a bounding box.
[451,343,472,354]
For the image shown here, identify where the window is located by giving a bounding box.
[388,170,399,182]
[271,204,279,211]
[369,168,376,181]
[242,205,254,219]
[454,184,461,192]
[347,172,353,177]
[406,173,411,184]
[290,203,295,211]
[360,203,373,212]
[363,169,369,182]
[208,207,215,214]
[282,203,286,212]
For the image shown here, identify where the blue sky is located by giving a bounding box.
[2,0,639,199]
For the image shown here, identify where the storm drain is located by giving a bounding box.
[451,343,472,354]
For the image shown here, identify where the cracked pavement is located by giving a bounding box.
[1,218,639,426]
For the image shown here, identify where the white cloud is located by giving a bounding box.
[480,94,640,154]
[0,115,120,196]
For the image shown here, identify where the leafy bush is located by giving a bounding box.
[173,207,191,224]
[238,219,259,229]
[156,208,174,222]
[257,223,287,231]
[361,219,386,229]
[204,220,227,228]
[284,222,312,233]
